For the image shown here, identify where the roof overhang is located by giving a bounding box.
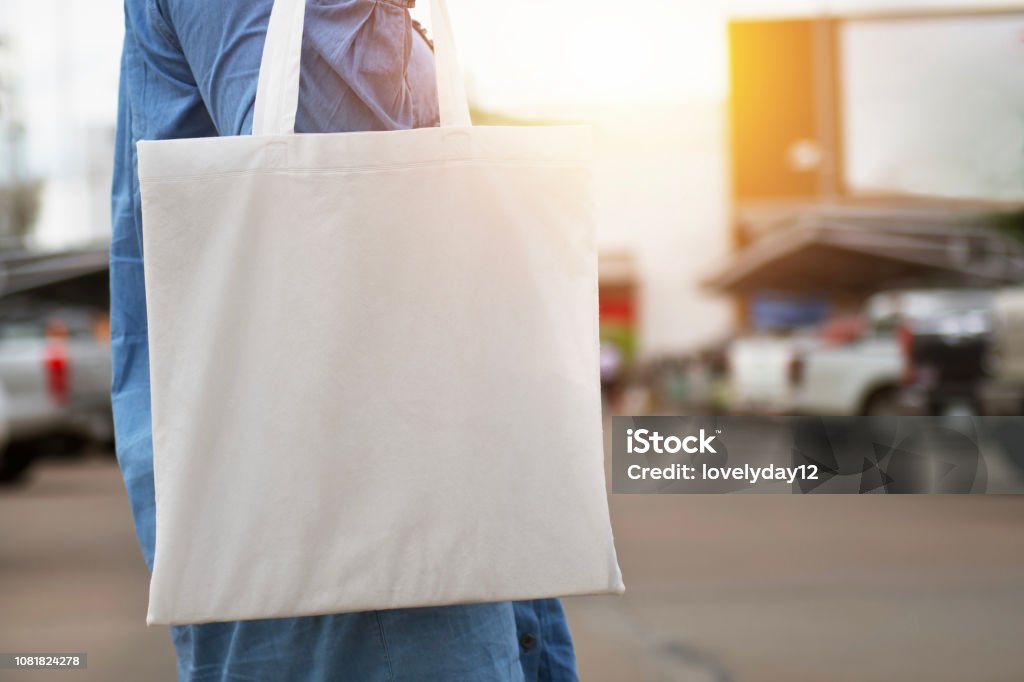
[705,205,1024,294]
[0,248,110,298]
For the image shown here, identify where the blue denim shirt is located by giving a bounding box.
[112,1,578,679]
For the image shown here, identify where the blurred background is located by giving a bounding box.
[2,0,1024,680]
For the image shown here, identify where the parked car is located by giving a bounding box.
[901,291,994,415]
[791,289,992,416]
[790,322,902,416]
[0,307,112,484]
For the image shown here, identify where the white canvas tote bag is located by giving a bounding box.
[139,0,623,625]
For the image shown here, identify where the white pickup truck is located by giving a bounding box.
[791,290,993,416]
[728,290,990,416]
[0,308,112,483]
[726,322,899,416]
[790,333,903,415]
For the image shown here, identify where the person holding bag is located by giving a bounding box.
[112,0,622,679]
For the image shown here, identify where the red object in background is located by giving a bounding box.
[44,320,71,404]
[820,315,865,346]
[599,295,635,323]
[43,342,70,404]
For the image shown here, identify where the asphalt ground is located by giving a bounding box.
[2,456,1023,682]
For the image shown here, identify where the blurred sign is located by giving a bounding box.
[841,12,1024,202]
[750,290,830,330]
[729,11,1024,207]
[728,19,831,204]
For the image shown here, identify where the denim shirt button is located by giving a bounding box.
[519,633,537,650]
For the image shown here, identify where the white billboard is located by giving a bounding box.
[841,12,1024,202]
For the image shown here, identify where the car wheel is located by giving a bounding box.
[862,387,903,416]
[0,443,35,486]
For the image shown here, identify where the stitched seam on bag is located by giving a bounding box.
[140,158,588,183]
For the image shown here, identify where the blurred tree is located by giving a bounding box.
[0,180,41,242]
[0,32,39,248]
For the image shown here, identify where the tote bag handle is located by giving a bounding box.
[252,0,472,136]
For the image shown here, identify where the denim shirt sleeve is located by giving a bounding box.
[152,0,437,136]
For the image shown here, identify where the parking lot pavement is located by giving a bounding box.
[3,458,1024,682]
[566,493,1024,682]
[0,457,177,682]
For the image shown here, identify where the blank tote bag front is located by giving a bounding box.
[139,0,623,625]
